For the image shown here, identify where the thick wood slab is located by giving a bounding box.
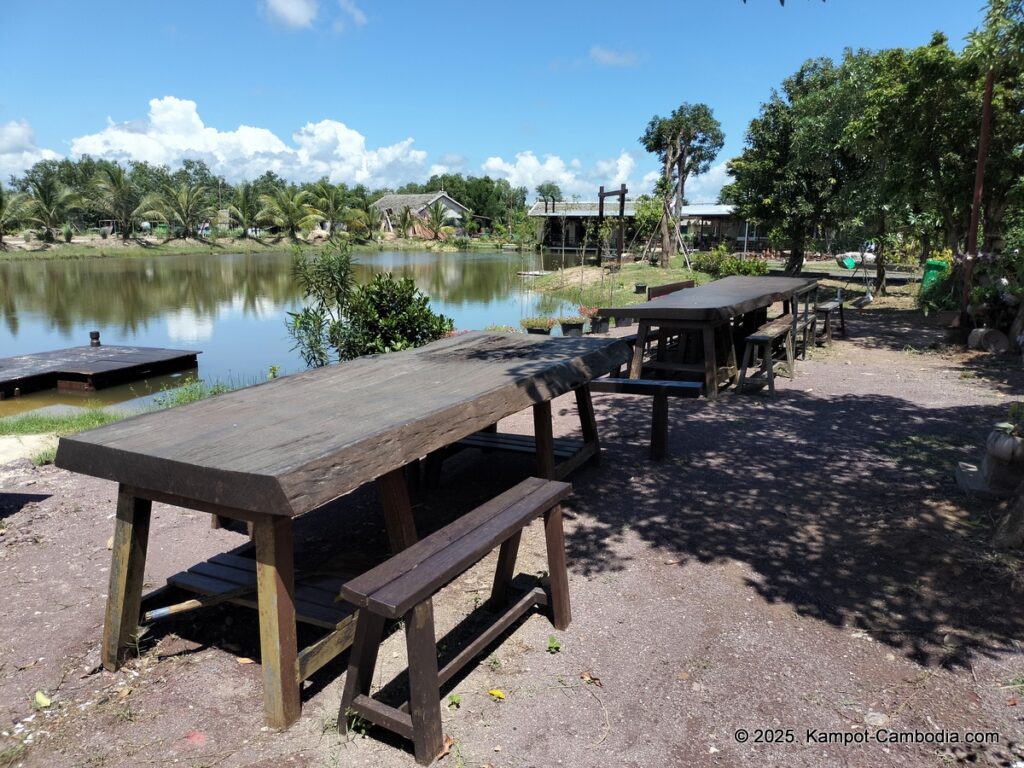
[56,333,630,517]
[598,276,817,322]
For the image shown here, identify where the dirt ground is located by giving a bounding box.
[2,301,1023,768]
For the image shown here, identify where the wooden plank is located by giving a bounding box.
[456,432,579,459]
[646,280,695,301]
[56,333,630,518]
[343,479,571,617]
[553,442,598,480]
[296,613,358,681]
[533,401,556,480]
[253,516,301,729]
[405,601,444,765]
[543,504,572,630]
[588,378,703,397]
[102,487,151,670]
[350,694,414,741]
[489,531,522,607]
[339,611,388,730]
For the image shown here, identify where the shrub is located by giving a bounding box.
[61,222,73,243]
[692,244,768,277]
[449,235,471,250]
[483,324,518,333]
[519,316,556,330]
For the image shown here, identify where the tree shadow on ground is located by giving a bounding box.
[563,387,1022,671]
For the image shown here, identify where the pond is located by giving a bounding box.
[0,248,581,417]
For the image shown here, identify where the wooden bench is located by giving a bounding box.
[589,377,703,459]
[789,283,819,360]
[646,279,695,301]
[738,315,794,397]
[338,477,573,765]
[815,295,846,344]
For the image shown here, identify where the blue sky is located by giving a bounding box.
[0,0,985,201]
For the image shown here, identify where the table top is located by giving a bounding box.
[597,275,818,322]
[55,332,631,518]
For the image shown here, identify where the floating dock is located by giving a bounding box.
[0,336,199,399]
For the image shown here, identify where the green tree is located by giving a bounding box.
[0,185,28,247]
[640,103,724,261]
[535,181,563,205]
[258,187,313,239]
[396,205,416,238]
[425,201,451,239]
[142,179,214,239]
[307,180,347,236]
[26,172,78,242]
[91,164,143,241]
[228,181,261,238]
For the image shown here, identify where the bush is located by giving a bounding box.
[449,236,471,250]
[519,316,556,330]
[692,245,768,277]
[61,222,73,243]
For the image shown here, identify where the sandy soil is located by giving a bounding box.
[0,436,56,465]
[1,303,1023,768]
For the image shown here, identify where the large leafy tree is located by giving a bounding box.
[26,172,78,242]
[307,180,348,236]
[91,164,143,240]
[535,181,563,205]
[142,179,214,239]
[258,187,313,239]
[640,103,724,259]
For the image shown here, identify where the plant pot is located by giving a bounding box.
[560,322,584,338]
[589,318,609,334]
[526,327,552,335]
[983,428,1024,493]
[615,316,634,328]
[634,283,647,294]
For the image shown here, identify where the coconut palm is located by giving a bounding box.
[141,180,214,239]
[306,181,347,236]
[0,185,28,248]
[425,201,451,240]
[91,164,143,240]
[258,187,314,240]
[396,206,416,239]
[228,181,261,238]
[26,174,78,242]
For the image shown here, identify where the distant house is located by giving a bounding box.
[370,192,471,234]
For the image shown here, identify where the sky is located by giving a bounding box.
[0,0,987,202]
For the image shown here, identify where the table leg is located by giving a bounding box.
[376,469,419,552]
[574,385,600,467]
[702,325,719,399]
[102,486,152,670]
[723,322,738,387]
[628,321,651,378]
[533,400,556,479]
[253,515,300,730]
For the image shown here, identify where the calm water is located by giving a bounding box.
[0,249,577,416]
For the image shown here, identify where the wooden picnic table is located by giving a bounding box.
[54,332,631,729]
[597,276,817,397]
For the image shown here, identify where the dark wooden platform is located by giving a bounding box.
[0,345,200,399]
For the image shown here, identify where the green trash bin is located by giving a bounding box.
[921,259,949,292]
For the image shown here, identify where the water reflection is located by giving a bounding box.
[0,249,574,416]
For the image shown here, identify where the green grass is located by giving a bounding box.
[531,254,710,309]
[0,408,123,437]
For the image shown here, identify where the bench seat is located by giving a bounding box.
[739,314,795,397]
[589,377,702,460]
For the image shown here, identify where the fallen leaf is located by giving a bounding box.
[33,691,51,709]
[236,657,255,665]
[115,686,133,701]
[664,559,681,565]
[487,688,506,701]
[676,671,690,682]
[580,671,603,687]
[106,536,114,550]
[1008,696,1020,706]
[436,734,454,760]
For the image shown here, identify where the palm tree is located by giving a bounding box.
[228,181,261,238]
[396,206,416,239]
[258,187,314,240]
[307,181,347,236]
[141,180,214,239]
[0,185,28,248]
[92,164,142,241]
[425,201,451,240]
[26,175,78,242]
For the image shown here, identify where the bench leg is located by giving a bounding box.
[338,610,386,733]
[543,504,571,630]
[738,341,753,393]
[628,321,651,378]
[766,342,776,397]
[533,401,556,480]
[838,303,847,337]
[702,325,719,399]
[574,385,601,467]
[489,530,522,608]
[405,601,444,765]
[650,393,668,461]
[103,486,152,671]
[785,331,795,379]
[253,515,301,729]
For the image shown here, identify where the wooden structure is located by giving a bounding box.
[54,332,630,729]
[597,184,627,263]
[0,340,199,400]
[738,316,795,397]
[339,477,571,764]
[597,276,817,398]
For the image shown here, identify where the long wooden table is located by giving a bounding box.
[597,276,817,398]
[54,332,631,729]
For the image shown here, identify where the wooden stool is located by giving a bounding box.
[738,316,794,397]
[338,477,572,765]
[816,297,846,344]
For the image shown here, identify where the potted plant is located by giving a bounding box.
[579,306,609,334]
[634,282,647,294]
[519,316,557,335]
[559,315,587,338]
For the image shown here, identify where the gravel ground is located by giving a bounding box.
[1,303,1023,768]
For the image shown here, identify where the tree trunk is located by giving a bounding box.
[962,66,995,323]
[994,482,1024,549]
[784,232,804,275]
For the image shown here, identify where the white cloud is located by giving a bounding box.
[264,0,319,28]
[640,170,661,193]
[481,150,640,199]
[589,46,637,67]
[68,96,429,187]
[339,0,367,26]
[683,160,731,203]
[0,120,59,181]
